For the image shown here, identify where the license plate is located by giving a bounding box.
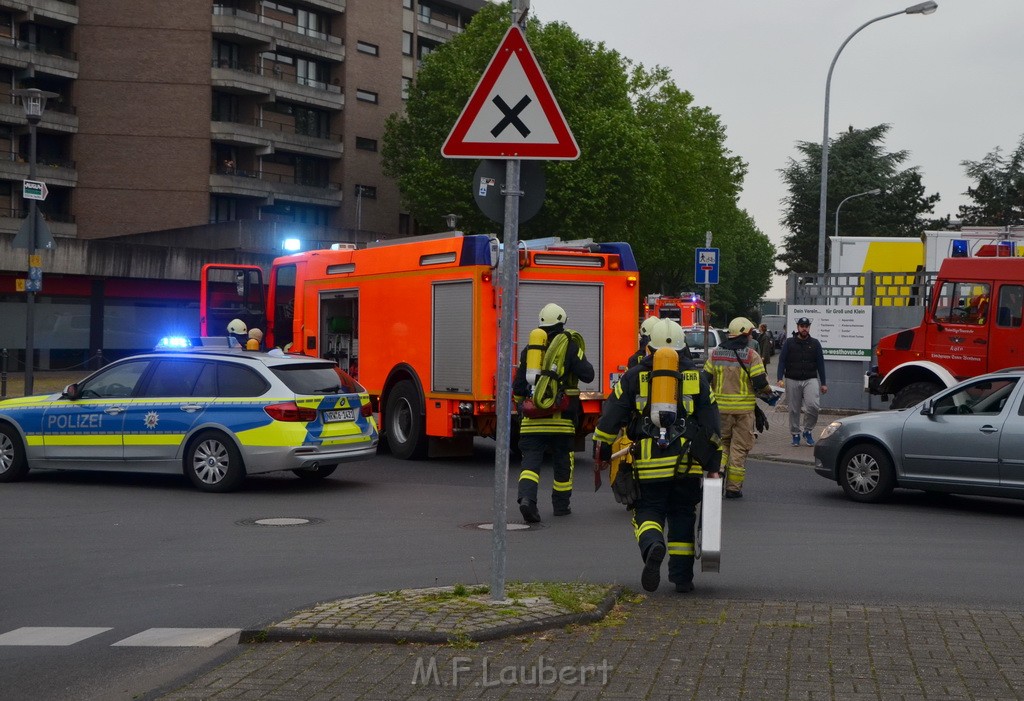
[323,408,356,423]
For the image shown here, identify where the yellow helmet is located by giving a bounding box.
[227,318,247,335]
[728,317,755,338]
[538,303,567,328]
[647,319,686,351]
[639,316,659,338]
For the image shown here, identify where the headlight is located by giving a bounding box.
[818,421,842,441]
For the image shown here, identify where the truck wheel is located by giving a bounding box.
[891,381,942,409]
[185,430,246,492]
[0,425,29,483]
[838,443,895,503]
[385,380,427,460]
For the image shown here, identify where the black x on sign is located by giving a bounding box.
[442,25,579,160]
[491,95,532,138]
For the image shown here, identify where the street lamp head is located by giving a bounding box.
[868,188,883,196]
[905,1,938,15]
[12,88,59,123]
[444,213,461,230]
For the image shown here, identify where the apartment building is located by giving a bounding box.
[0,0,487,367]
[0,0,486,251]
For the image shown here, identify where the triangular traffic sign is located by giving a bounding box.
[442,25,579,160]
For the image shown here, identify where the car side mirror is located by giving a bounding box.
[919,399,933,416]
[61,383,80,401]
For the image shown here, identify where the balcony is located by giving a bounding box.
[211,60,344,111]
[0,206,76,238]
[210,168,343,208]
[0,37,78,79]
[211,116,343,160]
[20,0,78,26]
[0,153,77,187]
[212,6,344,63]
[0,98,76,134]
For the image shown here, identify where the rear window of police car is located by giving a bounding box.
[271,364,363,395]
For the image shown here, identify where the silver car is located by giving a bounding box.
[814,369,1024,503]
[683,327,723,367]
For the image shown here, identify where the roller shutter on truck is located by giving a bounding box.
[518,282,603,394]
[432,280,473,393]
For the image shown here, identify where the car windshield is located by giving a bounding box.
[684,331,715,350]
[271,364,363,394]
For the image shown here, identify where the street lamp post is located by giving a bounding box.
[13,87,57,397]
[835,188,882,238]
[816,1,938,275]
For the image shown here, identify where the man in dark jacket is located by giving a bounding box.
[776,317,828,446]
[513,303,594,522]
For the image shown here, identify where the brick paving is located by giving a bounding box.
[157,596,1024,701]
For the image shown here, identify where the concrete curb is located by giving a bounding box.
[238,585,624,645]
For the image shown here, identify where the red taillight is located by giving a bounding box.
[264,401,318,422]
[360,402,373,417]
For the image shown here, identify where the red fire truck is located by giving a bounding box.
[200,232,640,458]
[867,255,1024,408]
[643,293,708,327]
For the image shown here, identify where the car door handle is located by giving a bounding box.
[979,425,998,434]
[104,406,125,415]
[180,404,204,412]
[974,338,987,345]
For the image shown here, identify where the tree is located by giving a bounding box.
[777,124,940,274]
[383,3,772,320]
[958,134,1024,227]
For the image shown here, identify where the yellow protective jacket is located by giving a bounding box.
[702,338,770,414]
[594,352,722,481]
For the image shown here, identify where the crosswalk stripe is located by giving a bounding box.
[0,627,112,646]
[111,628,241,647]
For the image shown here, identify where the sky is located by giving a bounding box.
[529,0,1023,298]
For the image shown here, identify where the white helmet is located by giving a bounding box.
[538,303,567,328]
[227,318,247,335]
[639,316,659,338]
[728,317,755,338]
[647,319,686,351]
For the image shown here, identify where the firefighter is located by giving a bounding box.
[702,316,773,499]
[246,327,264,351]
[512,302,595,523]
[593,319,722,593]
[627,316,660,369]
[227,318,247,348]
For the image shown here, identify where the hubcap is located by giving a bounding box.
[0,434,12,474]
[193,439,229,484]
[391,397,413,444]
[845,453,879,494]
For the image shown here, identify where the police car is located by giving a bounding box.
[0,339,378,492]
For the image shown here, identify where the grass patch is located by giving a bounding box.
[1,371,85,399]
[446,632,478,649]
[505,581,607,613]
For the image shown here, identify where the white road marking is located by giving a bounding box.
[0,627,112,646]
[111,628,240,647]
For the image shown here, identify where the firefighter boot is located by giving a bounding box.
[519,499,541,523]
[641,542,666,592]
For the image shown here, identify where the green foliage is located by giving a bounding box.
[958,134,1024,227]
[383,2,770,320]
[778,124,940,273]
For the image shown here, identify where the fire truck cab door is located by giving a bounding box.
[926,279,990,379]
[200,264,266,340]
[989,283,1024,369]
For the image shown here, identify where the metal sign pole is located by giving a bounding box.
[492,157,521,602]
[24,121,37,396]
[703,231,712,359]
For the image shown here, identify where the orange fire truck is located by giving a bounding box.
[200,232,640,459]
[643,293,708,327]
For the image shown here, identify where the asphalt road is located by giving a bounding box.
[1,443,1022,700]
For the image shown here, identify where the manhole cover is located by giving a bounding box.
[236,517,324,527]
[461,521,546,531]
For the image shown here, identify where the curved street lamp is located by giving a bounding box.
[816,1,938,275]
[835,188,883,238]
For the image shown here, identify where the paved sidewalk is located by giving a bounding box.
[746,403,837,466]
[156,594,1024,700]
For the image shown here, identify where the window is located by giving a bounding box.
[933,281,990,325]
[217,363,270,397]
[79,360,150,399]
[354,185,377,199]
[144,360,205,397]
[402,31,413,56]
[210,196,237,224]
[355,136,378,152]
[355,89,378,104]
[996,285,1024,328]
[356,41,378,56]
[401,76,412,100]
[403,0,413,8]
[933,377,1019,416]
